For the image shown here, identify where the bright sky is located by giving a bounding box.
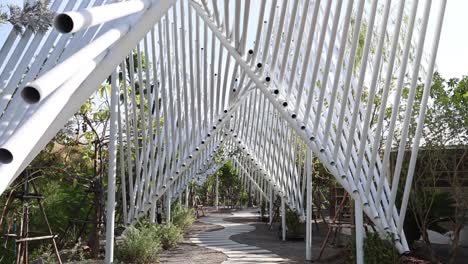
[435,0,468,78]
[0,0,467,78]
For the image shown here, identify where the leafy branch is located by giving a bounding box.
[1,0,54,34]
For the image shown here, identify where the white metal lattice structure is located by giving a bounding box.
[0,0,446,263]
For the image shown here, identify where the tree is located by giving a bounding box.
[3,0,54,33]
[403,73,468,263]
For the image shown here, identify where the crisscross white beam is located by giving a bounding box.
[0,0,447,263]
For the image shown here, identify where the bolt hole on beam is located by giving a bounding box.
[0,149,13,164]
[54,13,74,33]
[21,86,41,104]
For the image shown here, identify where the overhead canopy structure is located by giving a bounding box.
[0,0,446,263]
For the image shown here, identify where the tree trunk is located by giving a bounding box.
[449,224,462,264]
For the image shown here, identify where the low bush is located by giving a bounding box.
[347,232,399,264]
[155,223,183,250]
[286,208,303,234]
[171,205,196,232]
[115,225,161,264]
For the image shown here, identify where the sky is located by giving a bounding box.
[0,0,467,79]
[434,0,468,78]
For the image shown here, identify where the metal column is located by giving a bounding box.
[215,174,219,210]
[355,199,364,264]
[306,149,313,260]
[104,71,118,264]
[281,195,286,241]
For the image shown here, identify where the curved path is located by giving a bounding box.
[189,210,291,264]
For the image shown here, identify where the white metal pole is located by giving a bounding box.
[398,0,447,235]
[355,199,364,264]
[54,0,151,34]
[166,191,172,223]
[281,195,286,241]
[215,174,219,210]
[185,185,189,209]
[150,203,157,223]
[22,25,129,104]
[306,149,313,261]
[104,70,118,264]
[269,183,273,224]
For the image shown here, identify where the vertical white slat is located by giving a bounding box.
[105,70,119,264]
[305,148,313,261]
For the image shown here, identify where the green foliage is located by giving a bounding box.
[6,1,55,33]
[347,233,399,264]
[195,161,245,207]
[217,162,243,205]
[354,23,367,72]
[424,72,468,145]
[408,188,456,235]
[171,205,196,233]
[155,224,183,250]
[115,225,161,264]
[30,180,92,243]
[0,245,16,263]
[0,11,7,24]
[285,208,302,234]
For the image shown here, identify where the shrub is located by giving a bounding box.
[286,208,302,234]
[155,224,183,250]
[347,232,399,264]
[115,226,161,264]
[171,205,196,233]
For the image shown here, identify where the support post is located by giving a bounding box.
[306,149,313,261]
[248,181,252,207]
[185,185,189,209]
[215,174,219,211]
[269,184,273,225]
[259,188,263,209]
[104,70,118,264]
[355,198,364,264]
[281,195,286,241]
[150,202,156,223]
[166,191,172,223]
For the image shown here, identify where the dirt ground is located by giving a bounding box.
[226,216,347,264]
[159,220,227,264]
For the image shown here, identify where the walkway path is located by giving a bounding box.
[189,210,292,264]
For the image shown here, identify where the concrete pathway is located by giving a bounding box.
[189,210,292,264]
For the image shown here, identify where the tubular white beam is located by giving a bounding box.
[281,195,286,241]
[54,0,151,33]
[215,174,219,210]
[185,185,189,209]
[166,191,172,223]
[104,70,119,264]
[355,199,364,264]
[305,149,313,261]
[22,25,129,104]
[269,184,273,225]
[0,0,447,258]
